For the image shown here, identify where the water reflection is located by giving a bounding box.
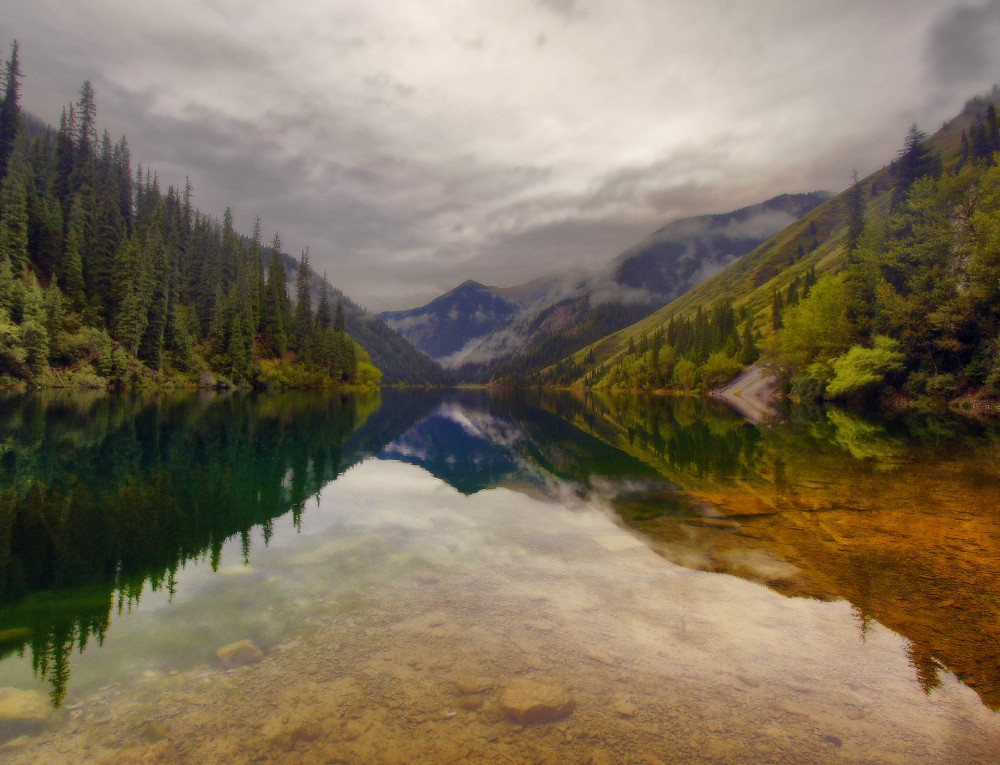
[567,393,1000,711]
[373,390,1000,712]
[0,391,395,705]
[2,387,1000,750]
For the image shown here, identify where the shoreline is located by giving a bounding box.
[709,364,781,424]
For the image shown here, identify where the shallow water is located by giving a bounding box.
[1,390,999,763]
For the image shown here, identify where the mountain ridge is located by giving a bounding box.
[457,191,830,382]
[545,86,1000,399]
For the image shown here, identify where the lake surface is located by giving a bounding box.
[1,389,999,763]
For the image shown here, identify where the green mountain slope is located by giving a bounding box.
[458,193,828,384]
[550,87,1000,396]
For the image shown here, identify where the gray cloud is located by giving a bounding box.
[535,0,583,21]
[926,1,1000,91]
[4,0,996,311]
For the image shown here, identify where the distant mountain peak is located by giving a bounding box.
[383,191,830,378]
[379,281,524,367]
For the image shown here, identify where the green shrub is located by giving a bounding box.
[825,336,905,399]
[672,358,697,391]
[924,373,958,399]
[700,352,742,389]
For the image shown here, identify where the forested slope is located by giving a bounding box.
[0,42,435,389]
[548,87,1000,409]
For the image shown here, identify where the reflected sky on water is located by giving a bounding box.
[1,390,999,763]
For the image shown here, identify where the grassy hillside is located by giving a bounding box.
[552,87,1000,390]
[470,193,826,384]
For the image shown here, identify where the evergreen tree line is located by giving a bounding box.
[593,299,764,392]
[0,41,379,390]
[767,112,1000,404]
[578,101,1000,402]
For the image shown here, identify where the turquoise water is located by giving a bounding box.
[0,390,999,763]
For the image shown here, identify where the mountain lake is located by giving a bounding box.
[0,389,999,764]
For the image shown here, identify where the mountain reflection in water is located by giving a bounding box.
[1,389,999,763]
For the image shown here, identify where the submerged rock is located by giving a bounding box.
[614,700,637,718]
[216,639,264,668]
[269,722,323,751]
[500,678,575,723]
[455,675,494,695]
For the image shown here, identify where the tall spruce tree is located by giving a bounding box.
[112,232,150,354]
[893,124,938,206]
[0,135,30,276]
[316,273,331,329]
[52,106,75,208]
[293,247,313,360]
[0,40,22,180]
[138,213,169,368]
[247,214,264,334]
[61,194,87,309]
[113,136,132,230]
[261,232,289,357]
[19,273,49,376]
[334,298,345,333]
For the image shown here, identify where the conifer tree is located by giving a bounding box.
[0,40,22,180]
[785,278,800,308]
[20,272,49,375]
[0,137,30,275]
[89,180,124,320]
[43,278,65,363]
[207,283,231,361]
[316,274,331,329]
[28,170,65,280]
[160,185,183,346]
[0,246,14,317]
[58,194,84,312]
[846,170,865,255]
[226,310,252,383]
[221,206,238,286]
[293,247,313,359]
[971,123,993,163]
[261,233,289,357]
[169,305,196,372]
[133,164,144,222]
[0,46,378,388]
[803,266,817,295]
[52,106,75,208]
[739,318,758,365]
[180,176,192,246]
[189,211,220,334]
[72,82,97,181]
[112,233,150,354]
[333,298,345,333]
[113,136,132,230]
[893,124,938,206]
[247,215,264,334]
[330,298,355,381]
[138,220,169,368]
[987,104,1000,153]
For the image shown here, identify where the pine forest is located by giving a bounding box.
[0,42,380,392]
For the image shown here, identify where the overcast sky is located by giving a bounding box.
[5,1,1000,310]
